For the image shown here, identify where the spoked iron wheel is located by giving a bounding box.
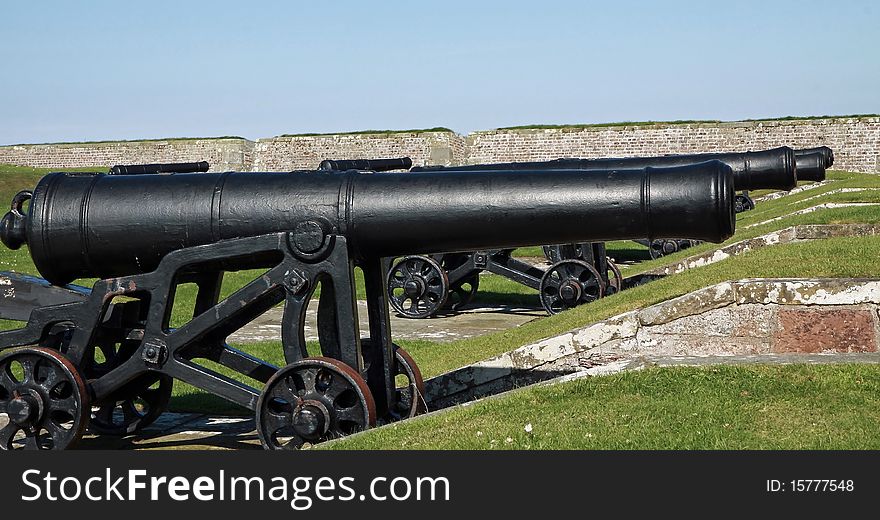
[387,255,449,318]
[539,260,605,315]
[390,347,427,420]
[360,339,428,422]
[89,373,173,435]
[0,347,89,450]
[604,258,623,296]
[445,275,479,312]
[648,239,677,260]
[436,253,479,311]
[734,193,756,213]
[83,339,173,436]
[256,357,376,450]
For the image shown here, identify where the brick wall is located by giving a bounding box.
[0,138,255,172]
[0,117,877,173]
[252,131,465,171]
[466,117,880,173]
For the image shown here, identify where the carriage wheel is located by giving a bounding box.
[539,260,605,315]
[386,255,449,318]
[0,347,89,450]
[88,373,173,436]
[604,258,623,296]
[256,357,376,450]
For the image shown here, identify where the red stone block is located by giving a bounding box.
[773,308,877,353]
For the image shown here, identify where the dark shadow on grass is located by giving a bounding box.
[169,392,251,416]
[426,365,582,410]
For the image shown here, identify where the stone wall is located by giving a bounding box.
[466,117,880,173]
[252,131,465,171]
[426,278,880,407]
[1,117,877,173]
[0,138,255,172]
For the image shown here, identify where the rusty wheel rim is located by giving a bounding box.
[605,258,623,296]
[0,347,89,450]
[256,357,376,450]
[390,347,427,421]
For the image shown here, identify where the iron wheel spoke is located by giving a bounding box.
[0,422,20,450]
[121,400,142,423]
[333,406,365,423]
[48,424,69,449]
[0,367,16,389]
[263,409,293,438]
[94,402,117,424]
[38,364,62,390]
[19,357,36,383]
[49,394,78,415]
[23,428,39,450]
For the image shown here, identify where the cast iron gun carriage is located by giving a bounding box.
[0,162,735,449]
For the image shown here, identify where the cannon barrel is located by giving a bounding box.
[795,146,834,168]
[318,157,413,172]
[412,146,797,191]
[108,161,210,175]
[793,152,827,182]
[1,162,734,285]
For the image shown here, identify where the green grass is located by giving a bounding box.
[324,364,880,449]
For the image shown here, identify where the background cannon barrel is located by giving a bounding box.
[793,152,827,182]
[412,146,797,191]
[318,157,413,172]
[1,162,734,285]
[795,146,834,168]
[108,161,210,175]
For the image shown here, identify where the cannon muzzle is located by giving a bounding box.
[793,152,827,182]
[413,146,797,191]
[318,157,413,172]
[108,161,210,175]
[795,146,834,168]
[4,161,734,285]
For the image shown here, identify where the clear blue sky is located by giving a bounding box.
[1,0,878,144]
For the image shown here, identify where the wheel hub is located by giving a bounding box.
[8,389,43,426]
[403,278,425,298]
[292,400,331,439]
[559,280,582,304]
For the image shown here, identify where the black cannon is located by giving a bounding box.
[316,158,625,317]
[318,157,413,172]
[0,162,735,450]
[412,146,801,188]
[108,161,210,175]
[795,146,834,169]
